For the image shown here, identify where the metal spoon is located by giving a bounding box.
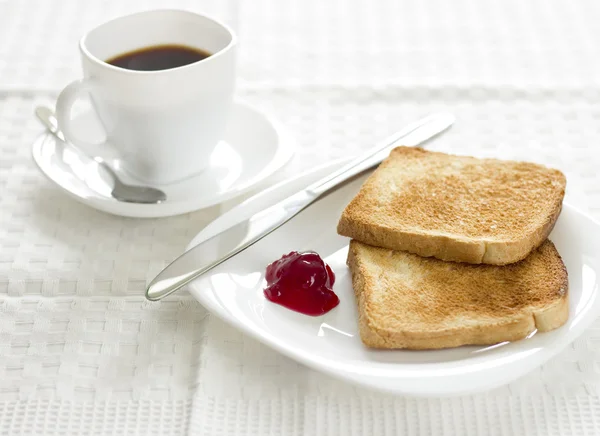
[35,106,167,204]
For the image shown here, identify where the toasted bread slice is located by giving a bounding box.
[348,239,568,350]
[338,147,566,265]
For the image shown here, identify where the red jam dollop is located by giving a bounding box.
[264,251,339,316]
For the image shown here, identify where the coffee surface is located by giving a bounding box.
[107,44,211,71]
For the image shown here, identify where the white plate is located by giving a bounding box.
[32,101,294,218]
[187,166,600,397]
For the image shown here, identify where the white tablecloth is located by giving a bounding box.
[1,0,600,434]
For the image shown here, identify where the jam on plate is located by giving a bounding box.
[264,251,339,316]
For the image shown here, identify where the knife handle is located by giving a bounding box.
[307,112,455,198]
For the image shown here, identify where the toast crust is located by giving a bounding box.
[348,239,569,350]
[338,147,566,265]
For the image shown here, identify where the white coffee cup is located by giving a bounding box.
[56,9,237,185]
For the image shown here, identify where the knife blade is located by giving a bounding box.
[145,112,455,301]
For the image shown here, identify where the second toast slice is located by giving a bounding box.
[338,147,566,265]
[348,239,569,349]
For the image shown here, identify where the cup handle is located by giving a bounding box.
[55,79,114,157]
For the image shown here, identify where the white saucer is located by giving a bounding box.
[32,101,294,218]
[186,164,600,397]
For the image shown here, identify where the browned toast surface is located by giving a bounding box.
[338,147,566,264]
[348,239,569,349]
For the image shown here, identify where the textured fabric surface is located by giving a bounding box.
[1,0,600,434]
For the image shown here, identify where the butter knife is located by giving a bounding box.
[146,112,455,301]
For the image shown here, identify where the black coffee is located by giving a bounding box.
[106,44,211,71]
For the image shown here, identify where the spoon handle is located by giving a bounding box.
[35,106,67,142]
[35,106,117,175]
